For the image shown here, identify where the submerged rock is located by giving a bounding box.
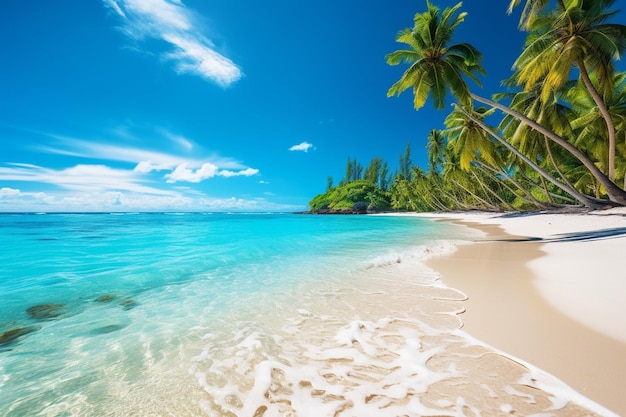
[119,299,137,310]
[0,326,40,346]
[94,294,118,303]
[90,324,126,335]
[26,303,67,320]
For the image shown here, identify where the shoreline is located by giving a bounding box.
[417,210,626,416]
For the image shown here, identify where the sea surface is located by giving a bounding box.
[0,212,613,416]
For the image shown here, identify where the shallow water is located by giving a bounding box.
[0,213,614,416]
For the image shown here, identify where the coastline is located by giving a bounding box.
[417,209,626,416]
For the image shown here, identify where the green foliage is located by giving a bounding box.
[363,157,383,184]
[341,157,363,185]
[309,180,391,212]
[398,143,413,180]
[385,1,485,110]
[326,176,334,191]
[310,1,626,213]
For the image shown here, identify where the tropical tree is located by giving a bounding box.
[386,1,484,110]
[454,103,601,207]
[398,143,414,180]
[379,161,392,191]
[443,105,549,208]
[363,157,384,184]
[512,0,626,181]
[386,0,626,207]
[567,71,626,189]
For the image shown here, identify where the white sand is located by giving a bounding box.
[416,208,626,344]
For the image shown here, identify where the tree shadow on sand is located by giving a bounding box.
[489,227,626,243]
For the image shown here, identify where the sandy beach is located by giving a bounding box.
[420,208,626,416]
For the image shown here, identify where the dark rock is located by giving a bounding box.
[26,303,67,320]
[0,326,40,346]
[94,294,118,303]
[90,324,125,334]
[352,201,368,213]
[119,299,137,310]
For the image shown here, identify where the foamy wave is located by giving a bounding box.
[191,317,457,417]
[190,309,605,417]
[365,239,461,269]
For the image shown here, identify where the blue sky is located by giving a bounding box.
[0,1,622,212]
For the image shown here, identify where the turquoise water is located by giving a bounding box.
[0,212,468,416]
[1,213,609,417]
[0,213,456,320]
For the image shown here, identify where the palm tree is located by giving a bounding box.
[567,72,626,189]
[454,103,602,207]
[444,105,549,208]
[386,1,623,207]
[386,1,485,110]
[444,106,499,171]
[471,93,626,204]
[495,78,580,195]
[513,0,626,181]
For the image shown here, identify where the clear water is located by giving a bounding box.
[0,213,612,416]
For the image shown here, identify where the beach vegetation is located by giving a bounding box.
[309,180,391,213]
[309,0,626,213]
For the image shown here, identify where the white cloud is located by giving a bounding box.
[35,134,261,184]
[0,187,21,197]
[0,189,303,213]
[162,130,194,150]
[0,163,174,195]
[289,141,314,152]
[165,162,219,183]
[218,168,259,178]
[162,33,242,86]
[164,164,259,182]
[134,160,172,173]
[41,135,246,171]
[104,0,242,86]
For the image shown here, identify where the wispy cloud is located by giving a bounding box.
[0,127,269,211]
[289,141,315,152]
[103,0,242,86]
[0,163,175,195]
[38,134,257,181]
[162,130,194,150]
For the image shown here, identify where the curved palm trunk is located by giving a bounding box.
[474,163,539,207]
[427,186,453,211]
[470,170,513,210]
[427,175,465,211]
[471,93,626,205]
[578,60,617,182]
[458,105,610,209]
[450,178,500,211]
[539,176,554,204]
[474,160,548,208]
[544,137,577,191]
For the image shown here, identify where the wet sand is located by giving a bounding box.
[426,219,626,416]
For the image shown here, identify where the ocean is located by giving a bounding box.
[0,212,612,416]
